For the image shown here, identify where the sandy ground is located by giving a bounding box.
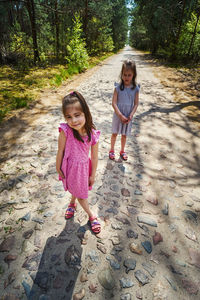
[0,46,200,300]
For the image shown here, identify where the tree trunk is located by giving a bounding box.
[83,0,88,41]
[55,0,59,60]
[175,0,186,44]
[26,0,40,63]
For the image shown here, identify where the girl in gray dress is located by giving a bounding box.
[109,60,139,161]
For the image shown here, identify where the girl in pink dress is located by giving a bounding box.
[56,91,101,234]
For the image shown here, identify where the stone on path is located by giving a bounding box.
[146,194,158,205]
[188,248,200,268]
[137,216,157,227]
[182,210,198,225]
[142,262,156,277]
[130,242,142,255]
[98,268,115,290]
[134,270,150,285]
[141,241,152,253]
[0,236,15,252]
[182,278,199,295]
[73,289,85,300]
[120,277,134,288]
[153,232,163,245]
[121,188,130,197]
[120,293,132,300]
[123,258,136,273]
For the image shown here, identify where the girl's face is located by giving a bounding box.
[122,68,134,86]
[64,102,86,135]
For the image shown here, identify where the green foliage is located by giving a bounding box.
[129,0,200,61]
[111,0,128,51]
[86,17,114,55]
[0,109,7,123]
[177,13,200,57]
[66,14,89,72]
[51,67,70,86]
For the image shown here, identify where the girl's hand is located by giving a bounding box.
[89,175,95,187]
[126,115,133,124]
[119,114,128,124]
[57,169,65,179]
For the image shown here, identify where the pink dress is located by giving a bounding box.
[59,123,100,199]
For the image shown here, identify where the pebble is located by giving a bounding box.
[146,195,158,205]
[73,289,85,300]
[163,275,177,291]
[127,229,138,239]
[134,270,150,285]
[120,293,132,300]
[120,277,134,288]
[134,190,143,195]
[121,188,130,197]
[162,203,169,215]
[0,236,15,252]
[20,212,31,221]
[106,257,120,269]
[182,278,199,295]
[98,268,115,290]
[123,258,136,273]
[183,210,198,224]
[141,241,152,253]
[142,262,156,277]
[153,232,163,245]
[137,216,157,227]
[188,248,200,268]
[130,242,142,255]
[111,222,122,230]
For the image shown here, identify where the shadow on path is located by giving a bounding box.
[27,219,82,300]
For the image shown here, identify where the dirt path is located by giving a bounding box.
[0,46,200,300]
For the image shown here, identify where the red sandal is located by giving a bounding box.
[89,216,101,234]
[65,203,77,219]
[120,151,128,161]
[109,150,115,160]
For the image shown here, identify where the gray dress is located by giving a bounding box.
[112,83,140,136]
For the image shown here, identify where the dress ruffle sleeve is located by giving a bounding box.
[58,123,69,137]
[91,129,100,145]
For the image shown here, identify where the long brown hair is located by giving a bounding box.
[62,91,95,142]
[120,60,137,90]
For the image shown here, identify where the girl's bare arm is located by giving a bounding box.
[89,142,98,187]
[56,130,66,178]
[129,91,139,120]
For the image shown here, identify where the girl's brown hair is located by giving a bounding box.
[62,91,95,142]
[120,60,137,90]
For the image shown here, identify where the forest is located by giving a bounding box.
[129,0,200,61]
[0,0,128,65]
[0,0,199,121]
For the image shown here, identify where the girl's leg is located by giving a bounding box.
[77,198,93,218]
[121,135,127,152]
[109,133,117,159]
[110,133,117,151]
[120,135,128,160]
[78,198,101,233]
[65,195,77,219]
[69,195,76,204]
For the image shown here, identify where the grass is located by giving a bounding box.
[0,52,113,122]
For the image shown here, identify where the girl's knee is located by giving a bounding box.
[112,133,117,137]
